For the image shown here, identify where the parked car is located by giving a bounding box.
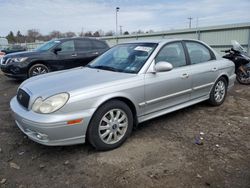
[0,38,109,79]
[10,39,236,150]
[1,45,27,54]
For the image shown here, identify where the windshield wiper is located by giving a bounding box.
[90,65,121,72]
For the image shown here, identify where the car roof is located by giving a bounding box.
[53,37,105,42]
[119,38,202,45]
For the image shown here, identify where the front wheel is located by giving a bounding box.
[208,77,227,106]
[236,67,250,85]
[28,64,49,78]
[87,100,133,151]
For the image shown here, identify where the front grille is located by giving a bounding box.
[17,89,30,108]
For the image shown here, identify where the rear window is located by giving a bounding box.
[75,40,92,51]
[92,40,108,49]
[185,41,214,64]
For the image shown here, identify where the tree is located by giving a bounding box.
[49,30,62,39]
[105,31,114,36]
[84,31,93,37]
[6,31,16,43]
[16,31,25,43]
[123,31,129,35]
[65,31,76,38]
[97,29,104,37]
[27,29,41,42]
[93,31,100,37]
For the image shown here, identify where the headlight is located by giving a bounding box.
[32,93,69,114]
[11,57,28,63]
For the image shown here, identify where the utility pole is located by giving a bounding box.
[115,7,120,36]
[120,25,123,35]
[188,17,193,28]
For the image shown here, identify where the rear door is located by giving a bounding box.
[54,40,78,70]
[184,41,218,100]
[91,40,109,56]
[75,39,97,66]
[144,42,192,115]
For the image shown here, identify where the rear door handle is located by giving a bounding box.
[71,53,77,57]
[92,52,99,55]
[211,67,218,72]
[181,73,189,79]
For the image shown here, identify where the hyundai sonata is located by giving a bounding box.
[10,39,236,150]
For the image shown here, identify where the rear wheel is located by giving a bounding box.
[208,77,227,106]
[236,67,250,85]
[87,100,133,151]
[28,64,49,78]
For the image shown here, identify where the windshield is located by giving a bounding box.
[88,43,157,73]
[231,40,247,54]
[36,40,61,51]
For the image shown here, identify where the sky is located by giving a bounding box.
[0,0,250,36]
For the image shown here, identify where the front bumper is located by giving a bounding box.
[10,97,95,146]
[0,64,27,79]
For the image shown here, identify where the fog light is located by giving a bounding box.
[36,134,42,139]
[35,133,48,140]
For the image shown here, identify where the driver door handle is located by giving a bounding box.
[181,73,189,79]
[71,53,77,57]
[211,67,218,72]
[92,52,99,55]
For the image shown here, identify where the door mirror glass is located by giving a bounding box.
[53,47,62,54]
[154,61,173,72]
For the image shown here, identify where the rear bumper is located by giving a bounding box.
[228,73,236,90]
[10,97,95,146]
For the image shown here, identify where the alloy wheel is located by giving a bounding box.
[98,109,128,145]
[31,66,48,76]
[214,80,226,103]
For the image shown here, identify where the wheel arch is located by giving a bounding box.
[90,95,139,127]
[220,74,229,86]
[209,74,229,94]
[27,60,50,77]
[27,60,49,72]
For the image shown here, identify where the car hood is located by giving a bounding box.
[20,67,137,98]
[4,50,43,58]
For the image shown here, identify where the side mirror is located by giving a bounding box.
[154,61,173,72]
[53,47,62,54]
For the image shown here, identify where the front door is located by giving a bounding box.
[54,40,78,70]
[144,42,192,115]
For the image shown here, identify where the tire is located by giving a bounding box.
[28,64,49,78]
[236,67,250,85]
[208,77,228,106]
[87,100,133,151]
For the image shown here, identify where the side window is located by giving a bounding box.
[155,42,186,68]
[58,40,75,52]
[93,40,107,49]
[75,40,92,51]
[186,42,212,64]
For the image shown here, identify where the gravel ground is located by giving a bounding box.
[0,72,249,188]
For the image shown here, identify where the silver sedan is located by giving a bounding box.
[10,39,236,150]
